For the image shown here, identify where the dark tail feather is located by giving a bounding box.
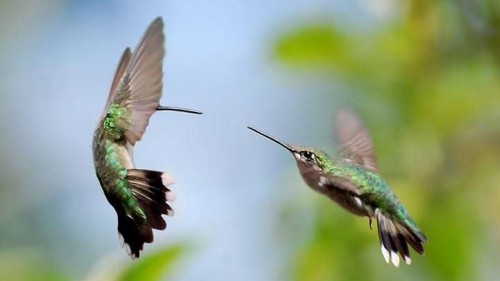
[117,212,152,259]
[375,209,427,267]
[116,169,175,259]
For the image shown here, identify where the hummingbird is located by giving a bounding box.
[93,17,202,259]
[247,109,427,267]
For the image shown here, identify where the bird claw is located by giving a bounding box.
[369,217,373,230]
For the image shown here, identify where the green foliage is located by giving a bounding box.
[0,245,186,281]
[83,245,186,281]
[291,202,376,281]
[274,1,500,280]
[117,245,185,281]
[0,250,69,281]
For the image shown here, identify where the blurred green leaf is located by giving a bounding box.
[292,202,374,281]
[424,193,480,281]
[274,24,351,69]
[117,245,185,281]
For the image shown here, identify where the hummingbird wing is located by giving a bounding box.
[335,109,378,172]
[102,47,132,114]
[99,17,165,145]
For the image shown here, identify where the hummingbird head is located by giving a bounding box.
[247,126,332,187]
[287,145,330,172]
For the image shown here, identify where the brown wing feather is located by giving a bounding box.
[335,109,378,172]
[98,48,132,122]
[325,175,362,195]
[122,17,165,144]
[100,17,165,145]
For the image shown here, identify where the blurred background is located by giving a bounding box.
[0,0,499,280]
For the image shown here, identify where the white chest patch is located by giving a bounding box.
[354,196,363,207]
[319,176,327,187]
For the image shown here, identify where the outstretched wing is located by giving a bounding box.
[335,108,378,172]
[99,17,165,145]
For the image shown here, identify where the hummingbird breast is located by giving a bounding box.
[93,127,134,194]
[298,165,372,218]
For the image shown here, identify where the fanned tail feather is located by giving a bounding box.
[116,169,175,259]
[375,209,427,267]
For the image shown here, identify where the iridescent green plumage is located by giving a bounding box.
[103,104,127,140]
[93,17,201,259]
[248,109,427,267]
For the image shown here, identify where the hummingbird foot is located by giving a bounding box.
[369,217,373,230]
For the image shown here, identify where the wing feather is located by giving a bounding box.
[335,109,378,172]
[99,17,165,145]
[98,48,132,122]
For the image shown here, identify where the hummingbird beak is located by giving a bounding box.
[247,126,297,154]
[157,105,203,114]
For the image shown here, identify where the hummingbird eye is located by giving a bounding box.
[301,151,315,162]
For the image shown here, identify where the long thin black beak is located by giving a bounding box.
[247,126,296,153]
[157,105,203,114]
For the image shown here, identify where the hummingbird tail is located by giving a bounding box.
[375,209,427,267]
[117,169,176,259]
